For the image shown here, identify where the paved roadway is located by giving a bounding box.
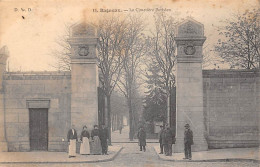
[0,143,258,167]
[1,128,258,167]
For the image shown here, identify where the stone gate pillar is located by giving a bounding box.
[0,46,8,151]
[174,19,208,152]
[68,23,99,131]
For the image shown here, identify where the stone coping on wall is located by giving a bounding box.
[203,69,260,78]
[3,71,71,80]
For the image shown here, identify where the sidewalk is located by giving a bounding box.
[154,145,259,162]
[111,126,158,143]
[0,145,123,164]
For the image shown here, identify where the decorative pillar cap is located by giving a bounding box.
[68,23,98,60]
[175,18,206,63]
[177,18,204,37]
[70,22,97,38]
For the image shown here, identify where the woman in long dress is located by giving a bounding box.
[67,124,77,158]
[80,125,90,155]
[90,125,102,155]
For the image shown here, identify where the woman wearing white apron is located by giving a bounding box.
[80,125,90,155]
[67,124,77,158]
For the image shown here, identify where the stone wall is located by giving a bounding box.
[203,69,259,148]
[3,72,71,151]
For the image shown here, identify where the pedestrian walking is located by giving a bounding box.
[99,124,109,155]
[137,126,146,152]
[67,124,77,158]
[163,124,175,156]
[158,125,164,154]
[80,125,90,155]
[90,125,102,155]
[119,125,123,134]
[183,123,193,160]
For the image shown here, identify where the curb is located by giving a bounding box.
[109,146,124,162]
[0,147,124,164]
[153,147,259,163]
[112,142,159,143]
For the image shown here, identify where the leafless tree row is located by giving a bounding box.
[50,8,259,141]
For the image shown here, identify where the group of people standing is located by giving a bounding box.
[158,124,175,156]
[68,123,193,159]
[67,124,109,158]
[159,123,193,160]
[137,123,193,160]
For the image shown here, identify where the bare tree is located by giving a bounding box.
[96,15,128,144]
[215,8,260,69]
[147,11,177,124]
[50,23,72,71]
[110,91,128,132]
[116,15,147,140]
[202,43,224,69]
[50,16,129,144]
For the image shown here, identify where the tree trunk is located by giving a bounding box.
[107,94,112,145]
[167,93,170,125]
[128,98,135,141]
[112,113,114,131]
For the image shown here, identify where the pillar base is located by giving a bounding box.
[174,137,208,153]
[0,141,8,152]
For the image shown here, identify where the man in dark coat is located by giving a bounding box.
[137,126,146,152]
[183,123,193,160]
[158,125,164,154]
[99,124,109,155]
[163,124,175,156]
[67,124,78,158]
[161,125,167,155]
[119,124,123,134]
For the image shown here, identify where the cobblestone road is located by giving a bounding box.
[0,143,258,167]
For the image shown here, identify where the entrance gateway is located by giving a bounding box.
[0,18,222,152]
[25,19,208,151]
[0,18,258,153]
[66,19,209,152]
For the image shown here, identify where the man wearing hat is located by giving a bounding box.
[183,123,193,160]
[137,126,146,152]
[163,124,175,156]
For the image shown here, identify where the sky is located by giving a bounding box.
[0,0,259,71]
